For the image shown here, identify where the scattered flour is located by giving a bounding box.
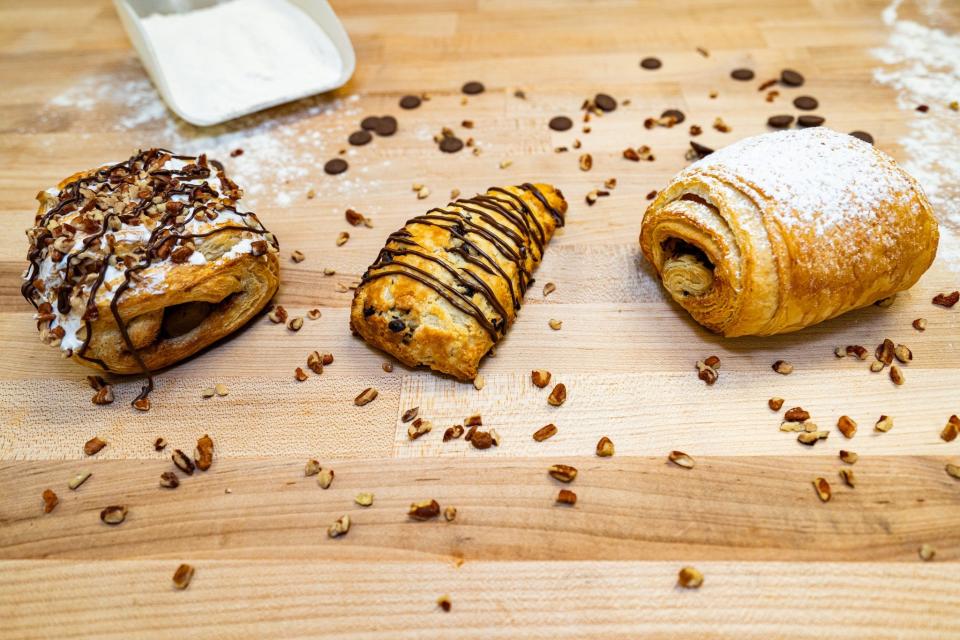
[140,0,343,125]
[872,0,960,268]
[37,60,374,208]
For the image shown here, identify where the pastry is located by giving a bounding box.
[640,128,938,336]
[22,149,280,408]
[350,183,567,380]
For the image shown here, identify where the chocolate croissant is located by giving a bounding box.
[350,184,567,380]
[640,128,938,336]
[22,149,279,408]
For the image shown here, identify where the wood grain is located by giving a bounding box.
[1,0,959,637]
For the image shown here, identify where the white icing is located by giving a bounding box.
[188,250,208,266]
[220,237,255,260]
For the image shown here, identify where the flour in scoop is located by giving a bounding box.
[141,0,343,124]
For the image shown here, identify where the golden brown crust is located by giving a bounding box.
[23,149,280,377]
[640,128,938,336]
[350,183,567,380]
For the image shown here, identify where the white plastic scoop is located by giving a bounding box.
[113,0,356,127]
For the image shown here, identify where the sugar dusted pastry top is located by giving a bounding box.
[22,149,280,406]
[641,128,938,336]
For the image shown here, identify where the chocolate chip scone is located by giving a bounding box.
[350,183,567,380]
[22,149,280,409]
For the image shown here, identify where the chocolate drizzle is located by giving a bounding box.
[21,148,277,409]
[360,183,563,342]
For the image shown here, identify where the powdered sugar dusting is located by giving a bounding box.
[872,0,960,270]
[687,128,919,237]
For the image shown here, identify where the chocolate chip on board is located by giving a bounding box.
[793,95,819,110]
[594,93,617,112]
[661,109,686,124]
[690,141,714,158]
[324,158,349,175]
[439,136,464,153]
[348,130,372,146]
[549,116,573,131]
[375,115,398,136]
[360,116,381,130]
[462,81,485,95]
[767,114,795,129]
[399,95,422,109]
[731,68,755,81]
[849,130,875,144]
[797,114,825,127]
[780,69,805,86]
[640,57,662,70]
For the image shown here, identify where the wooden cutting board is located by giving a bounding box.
[2,0,958,637]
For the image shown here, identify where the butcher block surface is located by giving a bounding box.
[1,0,959,637]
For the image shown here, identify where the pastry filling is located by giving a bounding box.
[161,300,215,338]
[660,238,715,297]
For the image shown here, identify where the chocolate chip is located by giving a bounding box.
[793,95,818,110]
[594,93,617,112]
[360,116,380,131]
[388,319,405,332]
[549,116,573,131]
[348,130,372,146]
[731,68,755,81]
[640,57,662,70]
[399,95,421,109]
[767,114,795,129]
[780,69,805,87]
[849,130,875,144]
[439,136,464,153]
[690,141,714,158]
[462,81,485,95]
[661,109,685,124]
[797,115,825,127]
[375,115,398,136]
[324,158,348,175]
[363,306,375,317]
[916,104,930,112]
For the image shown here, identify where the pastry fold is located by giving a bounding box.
[23,149,280,378]
[640,128,938,336]
[350,183,567,380]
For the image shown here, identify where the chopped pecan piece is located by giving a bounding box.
[668,450,695,468]
[194,434,213,471]
[443,425,464,441]
[531,370,552,388]
[772,360,793,375]
[839,468,856,488]
[932,291,959,308]
[318,468,335,489]
[328,515,351,538]
[533,424,558,442]
[889,365,905,385]
[784,407,810,422]
[408,418,433,440]
[401,407,419,423]
[100,505,128,525]
[556,489,577,506]
[84,436,107,456]
[547,383,567,406]
[548,464,577,483]
[677,566,704,589]
[172,449,195,475]
[160,471,179,488]
[837,415,857,439]
[304,459,321,476]
[839,450,858,464]
[941,415,960,442]
[172,564,195,589]
[876,339,894,365]
[875,415,894,432]
[768,397,784,411]
[596,436,615,457]
[42,489,58,514]
[409,499,441,520]
[812,477,831,502]
[355,387,378,406]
